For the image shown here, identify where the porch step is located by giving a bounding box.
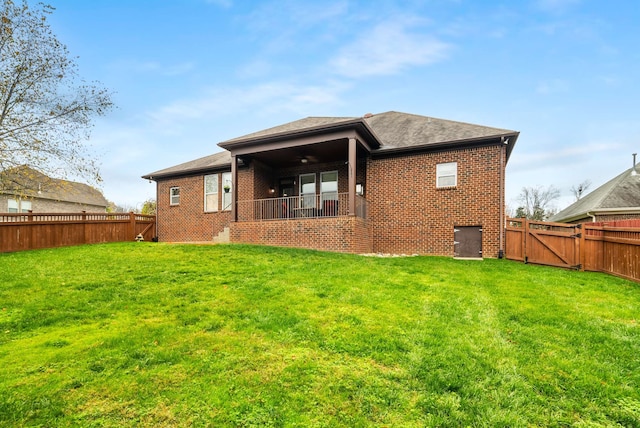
[213,227,230,244]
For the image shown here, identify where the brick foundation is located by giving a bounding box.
[231,216,372,253]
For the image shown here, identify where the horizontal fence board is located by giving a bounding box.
[0,212,156,253]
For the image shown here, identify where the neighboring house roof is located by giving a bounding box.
[143,111,519,179]
[551,167,640,222]
[0,166,109,207]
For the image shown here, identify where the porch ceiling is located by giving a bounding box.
[240,138,367,168]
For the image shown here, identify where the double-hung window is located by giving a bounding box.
[7,199,18,213]
[170,187,180,205]
[204,174,218,212]
[436,162,457,188]
[8,199,31,213]
[320,171,338,201]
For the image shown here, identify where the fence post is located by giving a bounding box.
[28,210,34,249]
[579,224,586,271]
[523,218,528,263]
[82,211,88,244]
[129,212,136,240]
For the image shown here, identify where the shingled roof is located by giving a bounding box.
[0,166,109,207]
[365,111,517,155]
[144,111,518,179]
[551,167,640,222]
[220,111,517,152]
[143,151,231,180]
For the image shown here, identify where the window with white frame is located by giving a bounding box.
[21,200,32,212]
[170,187,180,205]
[300,173,316,208]
[7,199,18,213]
[320,171,338,202]
[204,174,218,212]
[222,172,232,211]
[436,162,457,188]
[7,198,31,213]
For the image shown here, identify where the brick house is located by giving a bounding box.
[0,166,109,213]
[143,111,518,258]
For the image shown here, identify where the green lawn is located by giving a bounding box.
[0,243,639,427]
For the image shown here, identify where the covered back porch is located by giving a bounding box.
[219,118,379,253]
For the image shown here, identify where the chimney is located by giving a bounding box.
[633,153,638,176]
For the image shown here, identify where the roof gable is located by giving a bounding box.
[221,116,360,145]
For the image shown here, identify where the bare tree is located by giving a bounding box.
[570,179,592,201]
[516,185,560,220]
[0,0,113,191]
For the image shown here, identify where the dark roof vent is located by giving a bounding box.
[363,113,373,118]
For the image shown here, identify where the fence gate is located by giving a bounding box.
[506,219,581,269]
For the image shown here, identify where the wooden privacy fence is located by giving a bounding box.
[506,218,640,282]
[0,212,156,253]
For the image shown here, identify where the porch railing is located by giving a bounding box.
[236,192,367,222]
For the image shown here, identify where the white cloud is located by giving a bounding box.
[145,80,351,132]
[330,18,451,78]
[91,79,354,206]
[536,78,570,94]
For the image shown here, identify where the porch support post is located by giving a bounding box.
[348,137,356,216]
[231,154,237,222]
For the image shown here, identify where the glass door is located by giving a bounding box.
[299,173,316,209]
[320,171,338,216]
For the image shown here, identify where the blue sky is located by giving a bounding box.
[46,0,639,211]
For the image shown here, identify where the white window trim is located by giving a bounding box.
[204,174,219,213]
[221,172,232,211]
[320,170,338,202]
[7,198,31,213]
[20,200,32,213]
[170,187,180,206]
[7,198,18,213]
[436,162,457,188]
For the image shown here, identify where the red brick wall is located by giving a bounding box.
[367,145,504,257]
[588,218,640,227]
[565,213,640,224]
[231,216,372,253]
[594,214,640,223]
[157,174,231,242]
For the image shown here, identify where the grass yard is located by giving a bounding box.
[0,243,639,427]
